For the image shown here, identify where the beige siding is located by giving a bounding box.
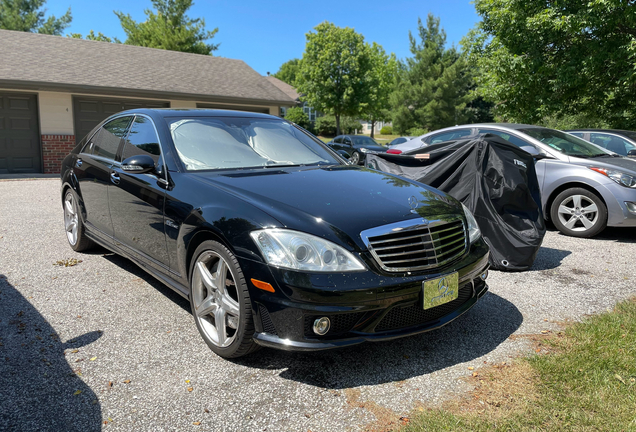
[38,91,74,135]
[170,100,197,109]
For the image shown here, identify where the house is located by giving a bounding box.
[0,30,295,174]
[264,75,319,123]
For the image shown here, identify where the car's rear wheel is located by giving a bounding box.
[189,240,259,358]
[550,187,607,238]
[63,189,94,251]
[350,151,361,165]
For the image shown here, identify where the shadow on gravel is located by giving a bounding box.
[234,292,522,389]
[100,253,190,313]
[591,227,636,244]
[0,276,102,431]
[528,246,572,271]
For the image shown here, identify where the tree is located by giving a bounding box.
[0,0,71,35]
[361,44,397,138]
[115,0,218,55]
[69,30,120,43]
[272,59,300,85]
[390,15,474,135]
[470,0,636,128]
[283,107,310,129]
[296,22,375,135]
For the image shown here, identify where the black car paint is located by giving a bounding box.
[61,109,490,351]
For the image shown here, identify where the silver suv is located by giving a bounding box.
[388,123,636,238]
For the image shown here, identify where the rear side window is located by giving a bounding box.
[478,129,530,148]
[429,129,472,144]
[93,117,132,160]
[122,117,161,163]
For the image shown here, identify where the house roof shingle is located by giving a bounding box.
[264,76,299,101]
[0,30,295,105]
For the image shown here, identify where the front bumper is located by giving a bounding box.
[241,238,490,351]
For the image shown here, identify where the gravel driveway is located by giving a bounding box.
[1,179,634,431]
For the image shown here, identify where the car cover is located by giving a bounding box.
[366,135,546,271]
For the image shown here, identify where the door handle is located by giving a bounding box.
[110,172,120,185]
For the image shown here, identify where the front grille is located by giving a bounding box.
[363,219,466,272]
[304,312,365,338]
[258,304,277,335]
[375,282,473,332]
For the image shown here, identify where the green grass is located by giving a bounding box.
[401,297,636,432]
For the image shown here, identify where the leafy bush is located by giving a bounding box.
[284,107,310,129]
[314,115,360,135]
[379,125,393,135]
[407,127,428,137]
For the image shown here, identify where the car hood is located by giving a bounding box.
[569,155,636,175]
[194,166,461,250]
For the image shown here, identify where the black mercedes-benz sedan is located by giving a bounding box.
[60,109,490,359]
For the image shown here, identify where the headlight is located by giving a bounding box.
[250,229,366,272]
[590,167,636,188]
[462,204,481,244]
[359,148,368,153]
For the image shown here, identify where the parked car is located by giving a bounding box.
[565,129,636,158]
[60,109,490,359]
[326,135,387,164]
[388,136,415,146]
[390,123,636,238]
[387,129,476,154]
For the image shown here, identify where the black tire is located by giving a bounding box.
[63,188,94,252]
[188,240,260,358]
[350,151,361,165]
[550,187,607,238]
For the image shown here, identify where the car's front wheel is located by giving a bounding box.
[63,189,94,251]
[350,151,361,165]
[189,241,259,358]
[550,187,607,238]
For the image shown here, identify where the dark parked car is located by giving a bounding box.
[326,134,387,165]
[60,109,490,359]
[566,129,636,157]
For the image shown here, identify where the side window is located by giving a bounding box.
[568,132,585,138]
[333,136,343,144]
[343,136,352,145]
[591,133,628,155]
[429,129,472,144]
[478,129,530,148]
[93,117,132,160]
[122,117,161,163]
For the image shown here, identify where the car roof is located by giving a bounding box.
[564,129,635,134]
[114,108,279,120]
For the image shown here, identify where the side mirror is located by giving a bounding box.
[121,155,156,174]
[628,149,636,157]
[520,145,551,160]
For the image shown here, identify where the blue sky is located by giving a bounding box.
[46,0,480,76]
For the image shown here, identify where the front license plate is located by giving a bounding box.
[423,272,459,310]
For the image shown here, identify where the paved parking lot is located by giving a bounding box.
[1,179,635,431]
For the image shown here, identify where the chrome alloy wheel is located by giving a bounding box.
[350,152,360,165]
[191,251,241,348]
[557,194,599,232]
[64,192,79,246]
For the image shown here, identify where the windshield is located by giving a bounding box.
[519,128,611,157]
[351,136,378,146]
[167,117,340,171]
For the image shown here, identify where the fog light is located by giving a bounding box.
[480,270,488,281]
[313,317,331,335]
[626,202,636,214]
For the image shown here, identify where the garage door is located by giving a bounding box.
[73,97,169,143]
[0,92,41,174]
[196,103,270,114]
